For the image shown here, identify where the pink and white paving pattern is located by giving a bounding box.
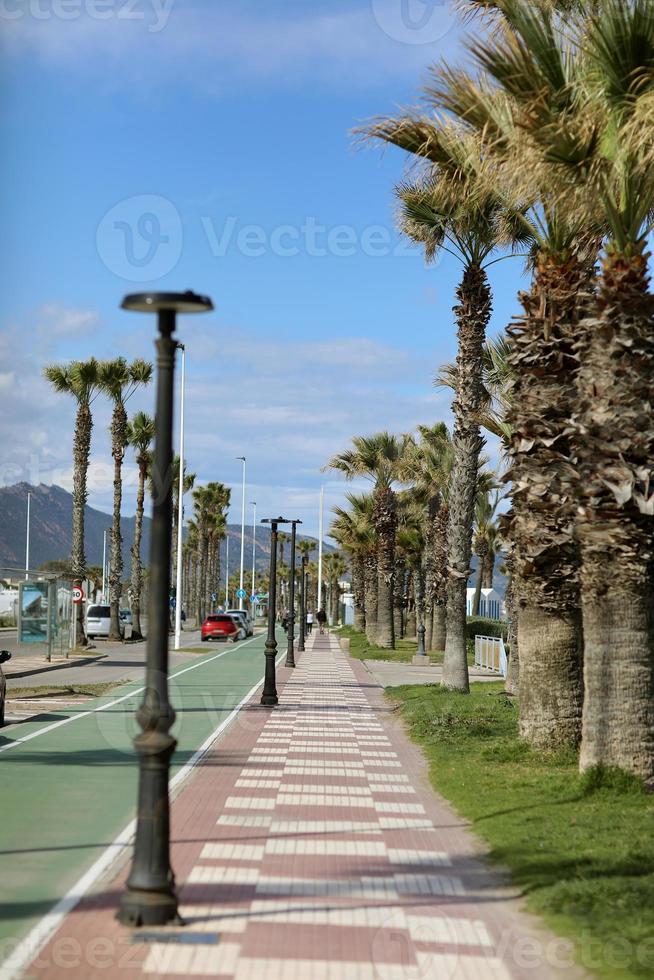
[25,633,583,980]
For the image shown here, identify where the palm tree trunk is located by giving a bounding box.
[393,557,405,638]
[72,402,91,646]
[482,552,495,589]
[352,554,366,632]
[405,568,416,638]
[432,603,446,652]
[504,551,519,697]
[575,247,654,785]
[196,531,208,624]
[374,485,396,650]
[442,265,490,691]
[130,459,146,640]
[506,253,591,745]
[424,599,433,651]
[364,552,378,644]
[471,551,485,616]
[431,502,448,652]
[109,404,127,640]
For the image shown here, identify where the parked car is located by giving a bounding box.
[86,604,124,640]
[0,650,11,727]
[201,614,245,643]
[225,609,253,636]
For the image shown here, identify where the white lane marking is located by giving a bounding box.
[0,650,286,980]
[0,634,264,755]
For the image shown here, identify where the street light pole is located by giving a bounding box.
[174,343,186,651]
[298,555,307,652]
[225,535,229,608]
[25,490,31,580]
[102,529,107,601]
[317,485,324,613]
[285,520,302,668]
[260,516,291,705]
[117,290,213,927]
[237,456,246,610]
[250,500,257,613]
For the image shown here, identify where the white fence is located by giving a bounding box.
[474,634,508,677]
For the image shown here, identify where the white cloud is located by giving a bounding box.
[0,1,461,93]
[37,302,101,337]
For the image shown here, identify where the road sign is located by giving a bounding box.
[249,593,256,602]
[211,592,217,602]
[256,593,268,601]
[72,586,84,605]
[236,588,247,599]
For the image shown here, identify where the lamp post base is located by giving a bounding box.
[117,888,181,927]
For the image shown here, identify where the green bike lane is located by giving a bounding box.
[0,631,274,960]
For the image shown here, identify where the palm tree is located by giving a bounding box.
[171,456,195,593]
[44,358,101,645]
[331,493,375,634]
[363,107,529,687]
[126,411,154,640]
[323,551,347,625]
[327,433,410,649]
[193,482,231,623]
[99,358,152,639]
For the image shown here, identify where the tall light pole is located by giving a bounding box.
[250,500,257,612]
[25,490,31,580]
[225,535,230,608]
[298,555,307,652]
[285,519,302,668]
[117,290,213,928]
[237,456,246,610]
[173,343,186,651]
[102,528,108,601]
[260,516,291,705]
[317,485,324,613]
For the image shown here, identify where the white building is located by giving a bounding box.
[466,587,503,620]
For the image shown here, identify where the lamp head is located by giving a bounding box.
[121,290,213,314]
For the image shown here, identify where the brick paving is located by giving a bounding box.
[23,632,583,980]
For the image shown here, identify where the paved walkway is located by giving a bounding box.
[363,659,504,689]
[17,633,581,980]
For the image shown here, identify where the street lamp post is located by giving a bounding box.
[285,519,302,668]
[298,555,307,652]
[250,500,257,614]
[25,490,31,580]
[174,342,186,651]
[117,290,213,927]
[260,516,291,705]
[237,456,246,610]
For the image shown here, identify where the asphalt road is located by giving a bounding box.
[0,629,278,963]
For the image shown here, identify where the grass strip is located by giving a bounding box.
[387,681,654,980]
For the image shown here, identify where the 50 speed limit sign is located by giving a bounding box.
[72,586,84,605]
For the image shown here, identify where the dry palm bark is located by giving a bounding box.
[108,399,127,639]
[364,552,378,645]
[374,485,397,649]
[351,554,366,632]
[130,451,147,640]
[442,264,491,689]
[574,247,654,785]
[506,253,592,748]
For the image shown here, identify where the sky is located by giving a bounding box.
[0,0,527,539]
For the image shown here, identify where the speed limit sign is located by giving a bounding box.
[72,586,84,605]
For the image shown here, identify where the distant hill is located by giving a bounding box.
[0,483,334,578]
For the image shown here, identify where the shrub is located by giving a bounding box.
[465,616,507,641]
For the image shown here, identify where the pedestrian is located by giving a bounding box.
[317,608,327,634]
[306,611,314,634]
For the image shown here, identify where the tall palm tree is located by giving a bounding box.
[323,551,347,625]
[126,411,154,640]
[327,433,410,649]
[331,493,375,634]
[44,358,101,645]
[363,108,529,687]
[171,456,195,595]
[193,482,231,624]
[99,358,152,639]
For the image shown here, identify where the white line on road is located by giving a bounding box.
[0,648,287,980]
[0,635,261,755]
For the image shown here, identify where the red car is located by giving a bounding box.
[201,614,245,643]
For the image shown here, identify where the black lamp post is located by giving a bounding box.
[260,516,290,705]
[285,520,302,668]
[117,290,213,927]
[298,555,307,652]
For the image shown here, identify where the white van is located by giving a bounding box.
[225,609,253,636]
[86,604,124,640]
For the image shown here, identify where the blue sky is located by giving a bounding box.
[0,0,527,537]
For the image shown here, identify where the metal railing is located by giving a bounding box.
[474,634,507,677]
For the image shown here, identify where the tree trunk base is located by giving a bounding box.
[518,604,582,750]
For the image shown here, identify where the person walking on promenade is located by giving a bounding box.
[317,608,327,635]
[306,611,314,635]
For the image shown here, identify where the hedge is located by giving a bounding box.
[465,616,508,641]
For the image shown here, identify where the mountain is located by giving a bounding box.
[0,483,334,579]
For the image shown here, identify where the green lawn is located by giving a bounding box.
[388,681,654,980]
[7,682,120,699]
[334,625,479,665]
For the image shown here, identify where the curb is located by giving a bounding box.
[6,654,109,680]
